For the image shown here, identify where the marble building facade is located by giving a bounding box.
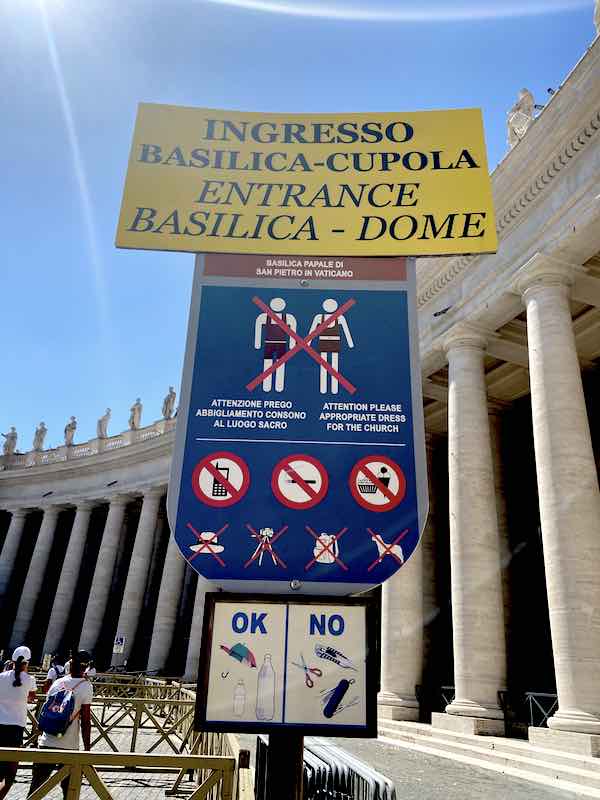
[1,17,600,751]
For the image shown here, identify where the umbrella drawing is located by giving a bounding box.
[220,642,257,668]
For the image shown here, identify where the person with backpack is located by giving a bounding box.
[0,646,37,800]
[84,660,96,678]
[42,656,65,693]
[28,651,93,799]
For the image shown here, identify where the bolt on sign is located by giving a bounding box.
[116,104,498,257]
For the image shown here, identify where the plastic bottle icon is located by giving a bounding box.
[256,653,276,721]
[233,680,246,718]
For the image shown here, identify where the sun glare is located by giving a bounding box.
[202,0,591,22]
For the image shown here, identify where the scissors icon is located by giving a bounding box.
[291,653,323,688]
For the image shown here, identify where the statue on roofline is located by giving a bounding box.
[64,416,77,447]
[129,398,142,431]
[162,387,176,420]
[97,408,111,439]
[2,427,17,456]
[33,422,47,451]
[507,88,535,148]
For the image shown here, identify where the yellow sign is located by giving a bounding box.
[116,104,497,257]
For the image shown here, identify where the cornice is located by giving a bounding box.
[417,40,600,310]
[418,106,600,309]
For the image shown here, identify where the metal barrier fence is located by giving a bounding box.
[254,735,396,800]
[0,747,235,800]
[18,677,253,800]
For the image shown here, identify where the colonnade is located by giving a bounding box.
[1,260,598,742]
[379,257,600,743]
[0,486,206,678]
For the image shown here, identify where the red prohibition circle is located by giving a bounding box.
[271,454,329,510]
[191,451,250,508]
[349,454,406,513]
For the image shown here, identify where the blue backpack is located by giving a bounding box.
[38,680,86,737]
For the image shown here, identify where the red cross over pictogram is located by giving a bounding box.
[367,527,409,572]
[186,522,229,567]
[247,296,357,394]
[304,525,349,572]
[244,523,288,569]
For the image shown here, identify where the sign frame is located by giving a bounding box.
[193,591,380,737]
[167,255,428,595]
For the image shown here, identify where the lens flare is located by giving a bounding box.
[37,0,110,340]
[203,0,590,21]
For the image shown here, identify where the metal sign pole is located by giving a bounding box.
[266,732,304,800]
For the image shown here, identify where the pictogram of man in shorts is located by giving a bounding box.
[254,297,297,392]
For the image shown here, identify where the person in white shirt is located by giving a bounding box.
[0,646,37,800]
[28,651,93,800]
[42,656,65,693]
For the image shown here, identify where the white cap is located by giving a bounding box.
[12,646,31,662]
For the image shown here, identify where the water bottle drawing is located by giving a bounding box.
[233,680,246,717]
[256,653,276,721]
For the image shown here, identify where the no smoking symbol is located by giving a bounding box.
[192,451,250,508]
[349,455,406,512]
[271,454,329,510]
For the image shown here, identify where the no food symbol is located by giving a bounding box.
[349,455,406,512]
[271,454,329,510]
[192,451,250,508]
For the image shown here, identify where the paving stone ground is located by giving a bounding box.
[240,733,584,800]
[331,737,583,800]
[5,726,586,799]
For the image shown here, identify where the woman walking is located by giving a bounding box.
[0,646,37,799]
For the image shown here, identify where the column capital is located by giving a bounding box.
[440,322,490,356]
[107,493,132,508]
[39,504,64,517]
[510,252,583,299]
[74,500,96,513]
[5,508,27,519]
[142,486,166,501]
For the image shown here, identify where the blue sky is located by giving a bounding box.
[1,0,596,450]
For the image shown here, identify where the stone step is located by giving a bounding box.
[380,719,600,772]
[378,721,600,796]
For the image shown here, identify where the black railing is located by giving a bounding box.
[525,692,558,727]
[254,735,396,800]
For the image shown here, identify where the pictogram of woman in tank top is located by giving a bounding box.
[308,298,354,395]
[254,297,297,392]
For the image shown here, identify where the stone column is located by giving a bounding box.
[79,495,130,652]
[147,535,186,672]
[184,581,207,682]
[515,258,600,742]
[378,436,438,721]
[378,551,423,721]
[432,324,506,735]
[111,487,164,666]
[0,509,27,600]
[488,405,512,650]
[10,506,62,647]
[43,502,94,656]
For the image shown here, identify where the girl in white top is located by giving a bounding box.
[0,646,37,799]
